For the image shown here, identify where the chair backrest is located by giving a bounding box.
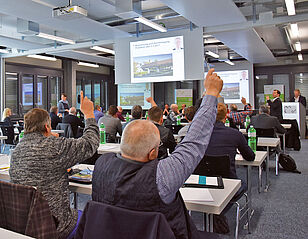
[0,180,57,238]
[75,201,175,239]
[56,123,73,138]
[255,128,275,138]
[0,122,15,144]
[193,154,231,178]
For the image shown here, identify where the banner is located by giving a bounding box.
[264,85,285,102]
[175,89,193,107]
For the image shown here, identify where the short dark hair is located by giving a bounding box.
[216,103,227,122]
[24,108,50,135]
[230,104,238,112]
[148,106,163,123]
[274,89,281,95]
[131,105,142,119]
[50,106,58,114]
[108,105,118,116]
[61,93,67,97]
[185,106,196,121]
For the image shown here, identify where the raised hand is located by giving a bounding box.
[80,91,95,119]
[204,68,223,98]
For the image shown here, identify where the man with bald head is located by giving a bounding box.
[92,69,223,238]
[62,107,85,138]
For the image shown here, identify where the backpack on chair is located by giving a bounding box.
[279,153,301,174]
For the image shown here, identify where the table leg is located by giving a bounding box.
[283,133,286,154]
[204,213,209,232]
[265,146,270,192]
[258,166,262,193]
[74,192,78,209]
[209,214,214,233]
[247,165,252,233]
[275,153,279,176]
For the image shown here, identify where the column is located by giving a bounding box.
[0,57,5,119]
[62,60,77,107]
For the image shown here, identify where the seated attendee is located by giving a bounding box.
[122,105,142,130]
[147,98,176,159]
[178,106,196,138]
[249,105,286,135]
[62,107,85,138]
[116,106,125,121]
[98,105,122,143]
[94,105,104,123]
[2,108,13,127]
[228,104,252,126]
[165,104,180,125]
[180,104,186,116]
[205,103,255,179]
[290,89,306,107]
[163,104,170,116]
[92,68,222,238]
[241,97,252,111]
[50,106,62,130]
[10,91,99,239]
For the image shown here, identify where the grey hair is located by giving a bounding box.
[259,105,269,114]
[69,107,76,114]
[230,104,238,112]
[120,120,160,158]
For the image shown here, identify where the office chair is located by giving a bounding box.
[194,154,250,239]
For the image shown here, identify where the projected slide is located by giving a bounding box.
[130,36,185,83]
[118,83,152,110]
[206,70,249,103]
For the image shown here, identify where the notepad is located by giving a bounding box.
[185,175,218,187]
[180,188,214,202]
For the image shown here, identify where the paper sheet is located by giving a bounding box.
[185,175,199,184]
[180,188,214,202]
[185,175,218,186]
[235,154,244,161]
[206,177,218,186]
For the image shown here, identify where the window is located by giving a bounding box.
[21,74,34,114]
[50,76,61,107]
[36,75,48,110]
[295,73,308,111]
[5,72,18,114]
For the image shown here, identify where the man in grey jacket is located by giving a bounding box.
[10,91,99,239]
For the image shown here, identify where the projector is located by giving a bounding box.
[52,6,87,20]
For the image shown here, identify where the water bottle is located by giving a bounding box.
[225,118,230,127]
[77,111,80,118]
[19,131,24,141]
[248,125,256,152]
[245,115,250,128]
[126,112,129,123]
[100,123,106,145]
[177,115,181,125]
[145,111,149,120]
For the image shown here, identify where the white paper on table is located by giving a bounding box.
[185,175,199,184]
[205,177,218,186]
[0,164,10,170]
[180,188,214,202]
[235,154,244,161]
[99,145,119,150]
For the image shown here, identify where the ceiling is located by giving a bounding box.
[0,0,307,66]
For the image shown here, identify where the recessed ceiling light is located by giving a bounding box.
[295,42,301,51]
[298,53,303,61]
[290,23,299,37]
[225,60,235,66]
[134,16,167,32]
[285,0,296,16]
[205,51,219,58]
[27,54,57,61]
[91,46,115,55]
[78,61,99,68]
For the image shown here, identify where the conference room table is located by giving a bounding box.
[0,228,34,239]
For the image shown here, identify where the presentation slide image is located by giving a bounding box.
[118,83,152,110]
[221,83,240,100]
[22,83,33,106]
[120,93,144,106]
[130,36,185,83]
[206,70,249,104]
[133,54,173,78]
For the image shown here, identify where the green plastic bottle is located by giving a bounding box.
[100,123,106,145]
[77,111,80,118]
[145,111,148,120]
[248,125,256,152]
[177,115,181,125]
[19,131,24,141]
[225,118,230,127]
[126,112,129,123]
[245,115,250,128]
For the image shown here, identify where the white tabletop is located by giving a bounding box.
[181,178,241,215]
[257,137,280,147]
[0,228,34,238]
[181,123,189,126]
[239,128,247,134]
[0,136,8,140]
[281,124,291,129]
[0,154,10,181]
[97,143,121,154]
[235,151,267,167]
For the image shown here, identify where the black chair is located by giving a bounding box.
[165,124,183,134]
[56,123,74,138]
[255,127,276,151]
[193,154,250,239]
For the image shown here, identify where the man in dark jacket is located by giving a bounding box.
[290,89,306,107]
[92,68,223,238]
[266,89,283,122]
[62,107,85,138]
[148,104,176,159]
[249,105,286,135]
[50,106,62,130]
[122,105,143,130]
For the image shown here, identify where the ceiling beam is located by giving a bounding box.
[204,12,308,34]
